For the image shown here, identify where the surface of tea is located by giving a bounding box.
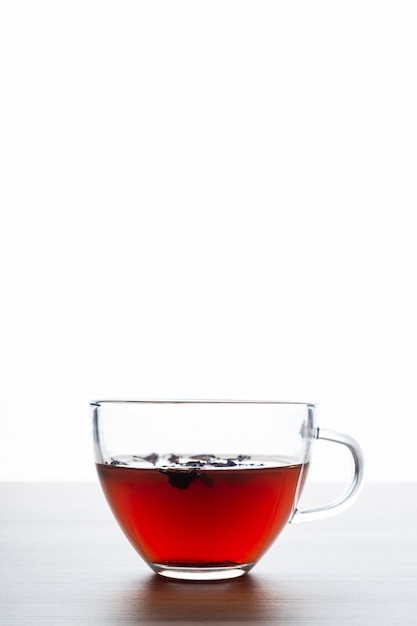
[96,454,304,569]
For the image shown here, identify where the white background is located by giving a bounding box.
[1,1,416,482]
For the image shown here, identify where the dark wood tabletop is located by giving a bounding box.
[1,482,416,625]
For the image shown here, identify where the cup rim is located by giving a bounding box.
[90,399,316,408]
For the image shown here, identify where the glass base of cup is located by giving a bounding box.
[149,562,255,581]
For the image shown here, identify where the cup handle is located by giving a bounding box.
[291,428,365,523]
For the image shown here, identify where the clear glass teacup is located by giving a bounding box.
[92,400,364,581]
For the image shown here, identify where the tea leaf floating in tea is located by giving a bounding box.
[110,457,129,466]
[158,454,261,490]
[160,468,206,490]
[143,453,159,464]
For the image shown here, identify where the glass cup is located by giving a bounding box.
[92,400,364,581]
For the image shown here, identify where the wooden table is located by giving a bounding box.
[1,482,416,625]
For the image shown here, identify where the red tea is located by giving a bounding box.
[96,454,304,569]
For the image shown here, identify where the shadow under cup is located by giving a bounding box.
[92,401,364,581]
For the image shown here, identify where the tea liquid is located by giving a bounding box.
[97,454,304,568]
